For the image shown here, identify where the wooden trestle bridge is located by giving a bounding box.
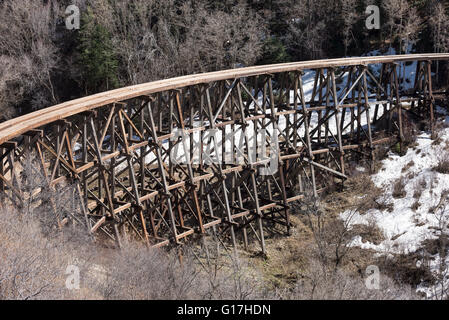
[0,54,448,253]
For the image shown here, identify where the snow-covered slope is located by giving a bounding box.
[341,124,449,299]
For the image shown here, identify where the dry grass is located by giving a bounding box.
[402,160,415,173]
[411,200,421,211]
[433,153,449,174]
[413,177,426,199]
[321,171,387,215]
[392,177,407,199]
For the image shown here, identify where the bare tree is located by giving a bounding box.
[428,1,449,79]
[0,0,62,118]
[189,235,267,300]
[382,0,422,80]
[422,190,449,299]
[290,256,417,300]
[84,0,181,84]
[179,1,265,73]
[0,157,94,300]
[382,0,421,54]
[341,0,360,56]
[83,0,265,85]
[282,0,333,60]
[303,193,358,269]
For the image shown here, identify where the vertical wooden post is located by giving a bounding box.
[299,71,318,198]
[362,67,375,172]
[426,61,435,136]
[392,64,404,151]
[330,68,345,177]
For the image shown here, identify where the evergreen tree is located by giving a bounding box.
[77,7,119,94]
[257,37,291,65]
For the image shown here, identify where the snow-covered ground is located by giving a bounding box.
[341,124,449,299]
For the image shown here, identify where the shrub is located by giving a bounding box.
[374,195,394,212]
[402,160,415,173]
[0,205,94,299]
[392,177,407,199]
[433,153,449,174]
[412,177,426,199]
[288,257,418,300]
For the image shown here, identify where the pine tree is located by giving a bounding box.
[257,37,290,65]
[77,7,119,94]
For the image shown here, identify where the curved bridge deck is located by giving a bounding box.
[0,54,448,252]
